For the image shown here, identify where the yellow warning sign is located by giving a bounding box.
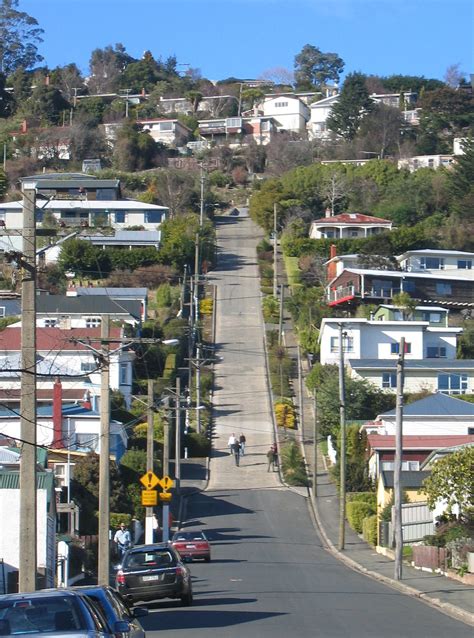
[159,491,172,501]
[159,475,174,491]
[140,471,160,490]
[141,490,158,506]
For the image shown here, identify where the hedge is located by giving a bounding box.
[110,513,132,529]
[163,353,176,378]
[346,501,376,533]
[275,400,296,428]
[346,492,377,509]
[362,514,378,546]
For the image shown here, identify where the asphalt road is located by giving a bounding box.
[141,215,472,637]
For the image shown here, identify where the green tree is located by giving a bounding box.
[294,44,344,91]
[120,51,166,93]
[7,66,32,104]
[0,71,13,117]
[71,452,131,534]
[49,63,84,103]
[357,104,404,159]
[58,238,112,278]
[327,72,374,140]
[422,447,474,518]
[88,43,134,94]
[392,291,418,319]
[23,84,70,125]
[0,0,44,74]
[457,319,474,358]
[113,121,159,171]
[0,166,7,197]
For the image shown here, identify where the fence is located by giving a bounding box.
[388,502,434,545]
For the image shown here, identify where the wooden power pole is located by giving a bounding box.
[145,378,155,544]
[338,323,346,551]
[394,337,405,580]
[313,390,318,501]
[19,184,37,592]
[98,315,110,585]
[273,203,278,298]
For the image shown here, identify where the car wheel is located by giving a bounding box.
[204,556,211,563]
[181,590,193,606]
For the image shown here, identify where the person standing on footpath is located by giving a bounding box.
[228,433,236,454]
[232,439,241,465]
[114,522,131,559]
[267,447,275,472]
[239,433,246,456]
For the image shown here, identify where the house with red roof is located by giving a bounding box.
[309,211,393,240]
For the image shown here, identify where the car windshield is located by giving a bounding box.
[0,596,86,634]
[124,550,175,569]
[173,532,206,541]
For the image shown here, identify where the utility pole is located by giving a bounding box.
[196,344,201,434]
[313,390,318,501]
[145,378,155,544]
[338,323,346,551]
[273,203,278,298]
[174,376,181,495]
[297,346,303,439]
[199,164,205,227]
[162,399,170,543]
[394,337,405,581]
[19,183,37,592]
[98,315,110,586]
[278,284,284,345]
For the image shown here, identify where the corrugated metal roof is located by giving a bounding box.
[349,359,474,371]
[37,295,141,319]
[379,392,474,418]
[381,470,430,488]
[0,471,54,491]
[75,287,147,297]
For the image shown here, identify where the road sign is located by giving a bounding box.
[141,490,158,506]
[140,471,160,490]
[159,476,174,491]
[159,492,172,502]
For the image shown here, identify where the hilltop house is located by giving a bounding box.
[310,212,393,240]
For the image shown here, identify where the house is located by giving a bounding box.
[0,325,135,406]
[326,266,474,308]
[137,119,192,147]
[0,293,21,319]
[319,316,461,366]
[35,295,142,327]
[307,93,340,140]
[367,433,474,478]
[261,94,311,135]
[373,304,449,326]
[367,394,474,437]
[396,249,474,273]
[310,212,393,240]
[377,470,429,514]
[0,199,168,231]
[197,115,278,146]
[18,174,122,200]
[69,286,149,321]
[0,468,56,591]
[398,154,455,172]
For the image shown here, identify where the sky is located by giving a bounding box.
[19,0,474,84]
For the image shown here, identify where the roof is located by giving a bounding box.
[36,295,141,320]
[0,471,55,495]
[0,448,20,463]
[74,287,147,298]
[340,267,474,281]
[0,353,83,378]
[82,230,160,244]
[368,434,474,450]
[1,200,167,211]
[377,304,447,312]
[397,249,474,259]
[378,393,474,418]
[380,470,430,488]
[349,359,474,372]
[34,179,120,190]
[0,325,123,352]
[421,442,474,469]
[312,213,392,225]
[0,387,89,401]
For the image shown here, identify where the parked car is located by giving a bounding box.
[73,585,147,638]
[171,530,211,562]
[0,589,116,637]
[115,543,193,606]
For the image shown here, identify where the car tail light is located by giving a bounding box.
[176,566,185,577]
[116,570,126,585]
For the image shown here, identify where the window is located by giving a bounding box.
[402,281,415,293]
[330,335,354,353]
[144,211,163,224]
[120,363,128,385]
[274,101,288,108]
[85,317,101,328]
[438,373,468,394]
[159,121,173,131]
[226,118,242,128]
[422,312,442,323]
[75,433,98,449]
[436,282,452,295]
[81,361,96,373]
[114,211,126,223]
[457,259,472,269]
[427,346,446,358]
[390,342,411,354]
[96,188,116,200]
[420,257,444,270]
[54,463,67,486]
[382,372,396,388]
[44,318,57,327]
[392,310,403,321]
[382,461,419,470]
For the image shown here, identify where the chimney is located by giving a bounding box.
[325,207,332,218]
[45,75,50,86]
[82,389,92,411]
[330,244,337,259]
[51,377,63,448]
[327,244,338,281]
[21,120,27,134]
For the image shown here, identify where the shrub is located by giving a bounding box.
[156,283,172,307]
[185,431,211,457]
[275,400,296,429]
[200,297,213,315]
[347,492,377,508]
[262,295,279,322]
[362,514,378,546]
[280,441,309,486]
[163,353,176,378]
[346,501,376,533]
[110,513,132,530]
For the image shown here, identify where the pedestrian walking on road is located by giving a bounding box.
[239,433,246,456]
[232,440,241,465]
[267,447,275,472]
[228,433,236,454]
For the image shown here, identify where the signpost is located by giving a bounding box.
[139,473,174,539]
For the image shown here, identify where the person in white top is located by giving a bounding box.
[228,433,236,455]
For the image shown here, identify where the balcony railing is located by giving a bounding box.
[328,285,355,304]
[364,287,401,298]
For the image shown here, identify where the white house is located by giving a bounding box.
[262,94,311,135]
[0,200,168,231]
[396,249,474,273]
[0,469,56,591]
[137,118,192,146]
[398,154,455,172]
[310,212,393,240]
[319,317,461,366]
[307,93,339,140]
[33,294,141,328]
[0,325,135,406]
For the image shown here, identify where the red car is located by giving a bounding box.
[171,530,211,562]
